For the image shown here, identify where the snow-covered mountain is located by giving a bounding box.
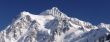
[0,7,110,42]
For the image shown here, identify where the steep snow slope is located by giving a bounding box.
[0,7,110,42]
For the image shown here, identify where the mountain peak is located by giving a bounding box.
[51,7,59,12]
[41,7,68,19]
[99,23,110,28]
[20,11,31,17]
[51,7,59,11]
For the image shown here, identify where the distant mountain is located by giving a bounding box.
[0,7,110,42]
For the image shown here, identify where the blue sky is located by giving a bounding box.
[0,0,110,30]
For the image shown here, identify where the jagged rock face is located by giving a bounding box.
[0,7,110,42]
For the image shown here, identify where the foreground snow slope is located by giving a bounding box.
[0,7,110,42]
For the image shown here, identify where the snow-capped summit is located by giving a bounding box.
[41,7,68,19]
[0,7,110,42]
[19,11,33,18]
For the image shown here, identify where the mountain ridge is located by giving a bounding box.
[0,7,110,42]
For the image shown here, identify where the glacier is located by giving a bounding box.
[0,7,110,42]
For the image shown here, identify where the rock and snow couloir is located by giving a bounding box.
[0,7,110,42]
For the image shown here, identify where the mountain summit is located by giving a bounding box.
[0,7,110,42]
[41,7,68,19]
